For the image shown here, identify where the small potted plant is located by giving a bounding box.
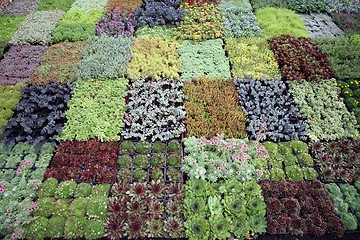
[151,168,164,181]
[136,141,151,154]
[118,154,132,168]
[150,154,164,167]
[167,140,180,153]
[152,141,166,153]
[119,141,135,154]
[116,168,131,183]
[134,154,149,168]
[166,153,181,166]
[132,169,148,182]
[271,167,286,180]
[166,167,182,182]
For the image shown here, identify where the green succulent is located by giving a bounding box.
[286,165,304,180]
[92,184,110,197]
[271,167,286,180]
[150,153,164,167]
[64,216,86,239]
[209,215,232,239]
[136,141,151,154]
[69,198,88,217]
[151,168,164,181]
[290,140,308,154]
[278,143,292,155]
[186,179,211,197]
[119,141,135,153]
[152,141,166,153]
[34,197,56,218]
[25,216,48,240]
[247,196,266,216]
[168,140,181,152]
[166,152,181,166]
[298,153,314,167]
[165,216,184,238]
[86,196,109,221]
[134,154,149,168]
[243,181,262,198]
[184,196,208,217]
[54,180,76,199]
[46,216,66,238]
[185,215,210,240]
[219,179,243,195]
[284,154,297,166]
[118,154,132,168]
[84,219,106,239]
[303,167,318,180]
[341,212,358,231]
[262,141,278,154]
[38,178,58,197]
[132,169,148,182]
[232,216,249,238]
[208,195,223,216]
[223,194,246,217]
[248,215,267,236]
[53,199,72,218]
[74,183,92,198]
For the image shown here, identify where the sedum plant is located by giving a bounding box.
[179,39,231,81]
[184,79,247,139]
[288,79,359,141]
[135,25,177,39]
[337,79,360,125]
[0,15,26,41]
[59,79,128,142]
[10,10,64,45]
[235,77,307,141]
[255,7,310,39]
[183,135,269,182]
[176,2,225,41]
[29,41,87,85]
[75,35,133,80]
[127,38,182,80]
[225,37,280,79]
[122,78,186,141]
[69,0,108,11]
[52,9,104,42]
[220,2,262,37]
[36,0,75,11]
[105,0,143,12]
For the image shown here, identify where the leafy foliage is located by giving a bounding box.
[135,25,177,39]
[184,79,247,138]
[0,41,9,59]
[183,136,269,181]
[10,10,64,45]
[325,0,360,13]
[184,179,266,239]
[127,38,181,80]
[315,36,360,80]
[235,78,307,142]
[105,0,143,12]
[300,13,344,39]
[2,83,73,147]
[0,83,25,135]
[331,12,360,35]
[220,2,262,37]
[337,80,360,125]
[260,180,344,236]
[75,35,132,80]
[311,140,360,183]
[326,183,359,231]
[106,181,184,239]
[269,35,333,81]
[138,0,184,26]
[96,7,138,37]
[287,0,326,13]
[225,37,280,79]
[249,0,288,10]
[36,0,75,11]
[255,7,310,39]
[176,2,225,41]
[0,0,39,16]
[288,79,359,141]
[122,78,186,141]
[179,39,231,81]
[29,41,87,85]
[59,79,128,142]
[26,179,109,239]
[0,143,54,239]
[45,140,119,183]
[69,0,108,11]
[0,15,25,41]
[52,9,104,42]
[0,45,48,85]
